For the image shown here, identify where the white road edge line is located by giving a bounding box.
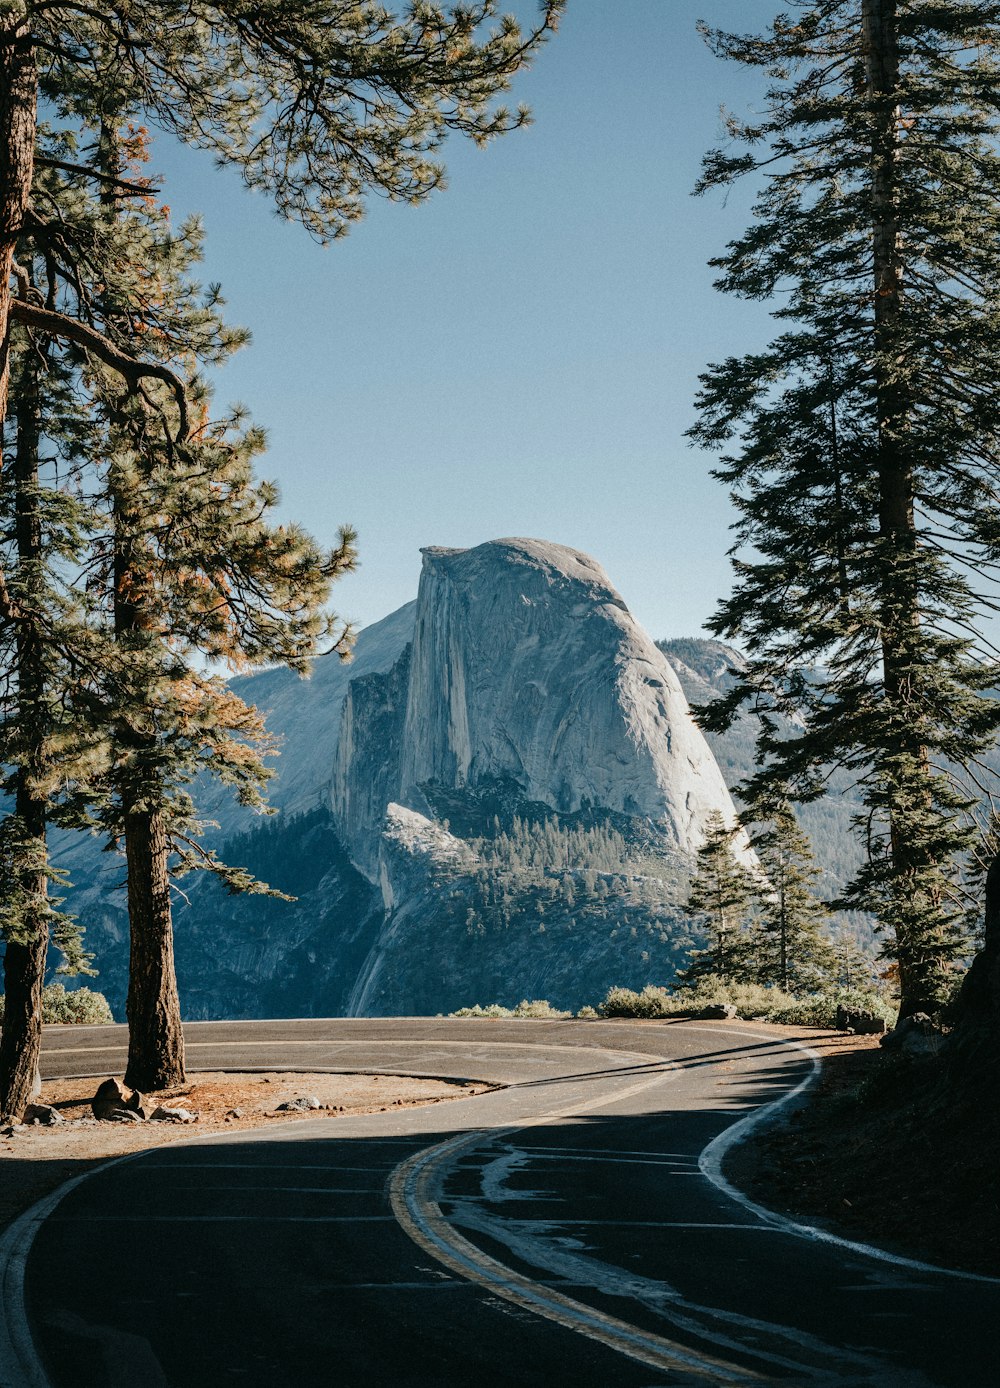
[390,1021,999,1386]
[0,1145,152,1388]
[0,1040,668,1388]
[695,1023,1000,1286]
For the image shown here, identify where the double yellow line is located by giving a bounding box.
[389,1068,766,1385]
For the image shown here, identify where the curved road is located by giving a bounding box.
[1,1018,996,1387]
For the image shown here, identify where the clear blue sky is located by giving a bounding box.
[154,0,781,643]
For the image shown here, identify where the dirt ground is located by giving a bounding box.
[727,1027,999,1277]
[0,1070,490,1234]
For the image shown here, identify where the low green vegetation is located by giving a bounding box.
[0,983,113,1026]
[449,999,572,1020]
[451,977,895,1029]
[599,979,895,1028]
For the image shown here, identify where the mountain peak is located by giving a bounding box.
[332,538,744,876]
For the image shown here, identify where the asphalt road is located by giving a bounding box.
[2,1018,997,1387]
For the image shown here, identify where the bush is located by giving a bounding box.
[449,998,571,1020]
[597,977,897,1029]
[767,989,896,1028]
[600,985,676,1018]
[0,983,114,1026]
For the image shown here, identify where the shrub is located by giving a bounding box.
[449,1002,515,1018]
[596,977,897,1029]
[600,985,676,1019]
[0,982,114,1026]
[449,999,571,1020]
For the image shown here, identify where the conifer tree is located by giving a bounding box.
[0,315,101,1118]
[688,1,1000,1016]
[0,1,562,438]
[683,811,756,981]
[1,118,354,1099]
[752,805,833,992]
[0,2,560,1098]
[77,125,357,1089]
[829,924,878,991]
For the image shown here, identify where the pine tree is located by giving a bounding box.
[683,811,756,981]
[688,1,1000,1016]
[752,805,833,992]
[76,124,357,1090]
[0,3,561,1108]
[0,316,101,1118]
[0,2,563,442]
[829,924,878,992]
[0,113,355,1100]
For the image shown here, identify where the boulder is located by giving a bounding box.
[275,1095,322,1112]
[92,1078,146,1122]
[698,1003,738,1020]
[23,1103,63,1126]
[149,1106,198,1123]
[836,1005,887,1035]
[881,1012,945,1055]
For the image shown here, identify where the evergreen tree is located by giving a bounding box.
[752,804,833,991]
[1,117,353,1102]
[0,2,561,1105]
[829,924,879,992]
[0,315,102,1118]
[0,1,562,436]
[683,811,756,980]
[688,1,1000,1016]
[79,126,355,1090]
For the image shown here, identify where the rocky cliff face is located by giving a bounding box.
[54,541,753,1020]
[332,539,745,877]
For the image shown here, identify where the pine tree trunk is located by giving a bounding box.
[0,809,46,1119]
[122,795,185,1091]
[0,348,48,1120]
[863,0,939,1017]
[0,12,36,628]
[96,121,186,1093]
[114,529,187,1092]
[0,11,36,429]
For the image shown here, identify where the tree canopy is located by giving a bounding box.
[690,0,1000,1015]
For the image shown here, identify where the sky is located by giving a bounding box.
[153,0,783,643]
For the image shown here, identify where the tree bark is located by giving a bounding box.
[0,8,36,429]
[122,794,185,1091]
[115,485,186,1092]
[0,345,48,1120]
[97,120,186,1093]
[863,0,939,1017]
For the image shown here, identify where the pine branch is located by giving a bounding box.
[9,299,190,441]
[33,156,160,197]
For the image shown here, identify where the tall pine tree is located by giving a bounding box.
[0,2,561,1103]
[74,125,355,1090]
[0,313,102,1118]
[689,1,1000,1016]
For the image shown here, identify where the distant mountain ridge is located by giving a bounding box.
[658,638,884,942]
